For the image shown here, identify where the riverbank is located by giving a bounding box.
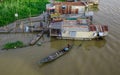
[0,33,35,50]
[0,11,49,50]
[0,11,48,33]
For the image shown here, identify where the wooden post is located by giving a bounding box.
[14,22,16,32]
[20,21,24,32]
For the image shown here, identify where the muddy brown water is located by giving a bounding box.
[0,0,120,75]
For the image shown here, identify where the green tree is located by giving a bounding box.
[0,0,49,26]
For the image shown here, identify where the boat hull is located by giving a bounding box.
[39,45,73,64]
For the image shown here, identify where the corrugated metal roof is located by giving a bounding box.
[62,25,89,32]
[62,19,89,26]
[49,22,63,29]
[63,20,78,26]
[49,19,90,31]
[62,19,89,32]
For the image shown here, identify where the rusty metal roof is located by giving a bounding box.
[62,20,89,31]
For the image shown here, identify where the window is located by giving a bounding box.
[70,31,76,37]
[62,5,66,10]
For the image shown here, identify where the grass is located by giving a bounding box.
[0,0,49,27]
[3,41,25,50]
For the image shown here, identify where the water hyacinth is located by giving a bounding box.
[3,41,24,50]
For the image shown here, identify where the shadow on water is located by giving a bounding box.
[50,37,106,50]
[37,61,55,68]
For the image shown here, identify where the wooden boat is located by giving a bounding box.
[29,31,44,45]
[39,44,73,64]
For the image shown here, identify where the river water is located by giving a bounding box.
[0,0,120,75]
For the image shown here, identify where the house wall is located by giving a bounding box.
[55,4,85,14]
[62,31,70,37]
[76,31,96,38]
[71,6,85,14]
[62,30,96,39]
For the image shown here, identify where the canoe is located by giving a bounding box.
[39,44,73,64]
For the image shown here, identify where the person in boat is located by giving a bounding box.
[63,47,69,52]
[63,44,70,52]
[67,44,70,48]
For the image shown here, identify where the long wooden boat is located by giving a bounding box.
[29,31,44,45]
[39,44,73,64]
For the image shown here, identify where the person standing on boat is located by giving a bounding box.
[67,44,70,48]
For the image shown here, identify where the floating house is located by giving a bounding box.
[49,16,108,40]
[47,1,108,40]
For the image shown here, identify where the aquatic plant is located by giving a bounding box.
[3,41,24,50]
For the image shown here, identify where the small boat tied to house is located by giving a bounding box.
[46,1,108,40]
[39,44,73,64]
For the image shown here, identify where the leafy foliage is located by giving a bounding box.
[0,0,49,26]
[3,41,24,50]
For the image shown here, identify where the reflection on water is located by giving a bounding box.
[0,0,120,75]
[88,5,99,11]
